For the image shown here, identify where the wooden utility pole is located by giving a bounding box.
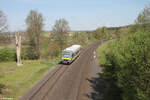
[15,33,23,66]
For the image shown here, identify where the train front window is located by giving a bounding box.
[63,52,71,58]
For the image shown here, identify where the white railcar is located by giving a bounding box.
[62,45,81,64]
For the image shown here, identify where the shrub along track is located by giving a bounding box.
[20,40,103,100]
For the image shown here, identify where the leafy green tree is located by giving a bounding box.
[131,4,150,33]
[71,32,91,46]
[100,32,150,100]
[0,10,10,45]
[135,4,150,24]
[93,27,110,40]
[93,28,102,40]
[51,18,70,50]
[25,10,44,59]
[0,10,7,33]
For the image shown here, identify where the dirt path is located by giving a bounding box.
[20,41,105,100]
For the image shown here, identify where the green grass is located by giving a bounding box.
[0,44,15,49]
[0,58,60,100]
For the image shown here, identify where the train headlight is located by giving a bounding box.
[69,59,72,61]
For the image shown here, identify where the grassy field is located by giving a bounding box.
[0,44,15,49]
[0,58,60,100]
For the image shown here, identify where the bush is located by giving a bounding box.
[0,48,28,62]
[41,42,61,59]
[0,48,16,62]
[98,32,150,100]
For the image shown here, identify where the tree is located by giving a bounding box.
[93,27,108,40]
[135,4,150,24]
[72,32,89,45]
[0,10,7,33]
[25,10,43,59]
[15,33,23,66]
[51,18,70,50]
[0,10,10,45]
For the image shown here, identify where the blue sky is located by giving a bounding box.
[0,0,150,31]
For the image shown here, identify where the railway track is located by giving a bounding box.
[75,40,110,100]
[76,50,93,100]
[20,64,69,100]
[37,43,95,100]
[20,40,104,100]
[41,66,68,100]
[76,41,101,100]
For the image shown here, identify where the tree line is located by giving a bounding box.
[0,3,150,62]
[97,4,150,100]
[0,10,95,61]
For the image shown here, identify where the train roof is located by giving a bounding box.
[63,45,81,53]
